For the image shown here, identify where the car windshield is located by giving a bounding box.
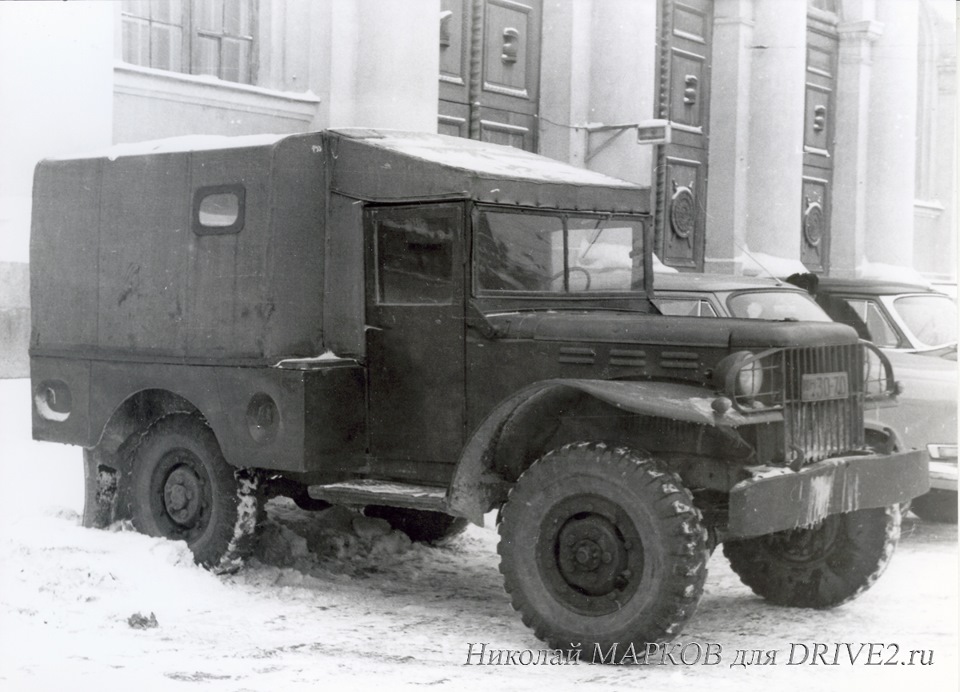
[891,294,957,348]
[727,291,833,321]
[474,209,646,294]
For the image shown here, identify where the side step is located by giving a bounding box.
[307,479,449,512]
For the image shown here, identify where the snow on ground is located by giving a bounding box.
[1,378,957,692]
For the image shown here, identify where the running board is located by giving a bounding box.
[307,479,449,512]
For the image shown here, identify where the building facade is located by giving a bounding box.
[0,0,954,374]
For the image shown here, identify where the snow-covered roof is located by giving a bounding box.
[331,128,640,190]
[49,133,289,162]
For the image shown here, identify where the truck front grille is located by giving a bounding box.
[782,345,864,464]
[731,344,877,465]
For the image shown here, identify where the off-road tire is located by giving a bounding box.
[910,490,958,523]
[723,505,900,608]
[129,414,261,572]
[363,506,469,544]
[498,442,709,653]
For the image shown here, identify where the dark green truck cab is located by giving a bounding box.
[31,129,926,652]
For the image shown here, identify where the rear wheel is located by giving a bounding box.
[723,505,900,608]
[498,442,708,652]
[363,506,468,544]
[129,414,261,572]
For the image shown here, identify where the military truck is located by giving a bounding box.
[31,129,926,652]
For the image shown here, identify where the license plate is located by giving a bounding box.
[801,372,849,402]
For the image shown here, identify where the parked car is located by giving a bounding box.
[800,277,958,522]
[653,272,835,323]
[654,271,957,522]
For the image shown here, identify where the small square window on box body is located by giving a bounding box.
[193,185,245,235]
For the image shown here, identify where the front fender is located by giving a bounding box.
[446,378,781,524]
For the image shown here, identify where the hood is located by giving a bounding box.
[485,310,860,349]
[871,349,957,448]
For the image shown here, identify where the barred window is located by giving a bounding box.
[121,0,257,85]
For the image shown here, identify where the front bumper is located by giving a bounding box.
[727,449,927,538]
[929,460,958,492]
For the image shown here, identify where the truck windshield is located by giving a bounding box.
[474,209,646,294]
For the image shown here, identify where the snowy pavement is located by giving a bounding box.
[1,378,956,692]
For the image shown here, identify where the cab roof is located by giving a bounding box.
[655,272,808,293]
[48,128,650,215]
[327,129,649,213]
[814,276,942,296]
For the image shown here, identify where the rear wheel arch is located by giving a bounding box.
[94,388,203,460]
[83,388,204,528]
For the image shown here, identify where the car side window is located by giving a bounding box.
[843,298,901,348]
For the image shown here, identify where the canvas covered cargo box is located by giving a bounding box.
[30,133,327,363]
[30,128,648,364]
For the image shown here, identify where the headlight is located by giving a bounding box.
[736,359,764,399]
[714,351,765,403]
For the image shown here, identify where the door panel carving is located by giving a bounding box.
[802,14,838,273]
[663,158,702,268]
[655,0,713,271]
[438,0,541,152]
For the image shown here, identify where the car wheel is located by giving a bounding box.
[129,414,261,572]
[723,505,900,608]
[498,442,709,652]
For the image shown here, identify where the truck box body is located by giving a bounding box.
[31,134,325,364]
[31,129,644,364]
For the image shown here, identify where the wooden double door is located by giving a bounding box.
[439,0,541,152]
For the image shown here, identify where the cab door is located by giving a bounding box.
[364,204,466,470]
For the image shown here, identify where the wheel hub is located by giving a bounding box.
[163,463,205,527]
[556,515,627,596]
[536,492,646,617]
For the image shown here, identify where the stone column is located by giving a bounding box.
[744,0,808,262]
[863,0,918,268]
[539,0,592,167]
[829,19,883,277]
[328,0,440,132]
[704,0,753,274]
[582,0,658,186]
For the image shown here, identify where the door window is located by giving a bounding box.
[374,207,459,305]
[843,298,901,348]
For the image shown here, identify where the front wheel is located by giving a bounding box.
[723,505,900,608]
[129,414,261,572]
[498,442,709,652]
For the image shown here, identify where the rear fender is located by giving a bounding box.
[446,378,781,524]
